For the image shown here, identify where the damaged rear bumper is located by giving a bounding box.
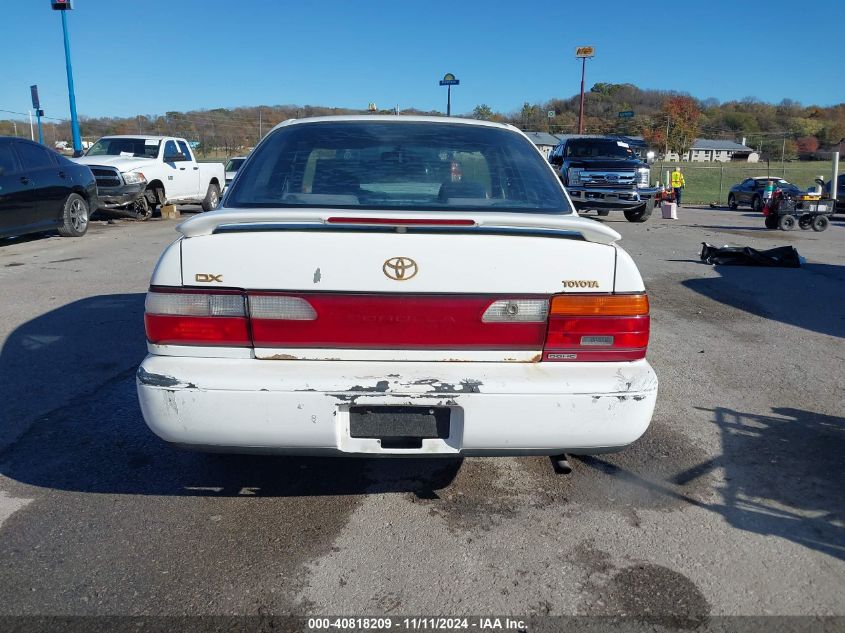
[136,355,658,456]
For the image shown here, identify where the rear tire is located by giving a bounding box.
[764,214,778,229]
[727,193,738,210]
[811,215,829,232]
[798,214,812,230]
[778,214,796,231]
[57,193,89,237]
[623,202,652,223]
[201,183,220,212]
[596,209,610,217]
[752,195,762,212]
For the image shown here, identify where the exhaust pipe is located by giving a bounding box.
[550,453,572,474]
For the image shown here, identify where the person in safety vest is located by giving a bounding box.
[671,167,686,207]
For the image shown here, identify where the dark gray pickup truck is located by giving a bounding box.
[549,136,657,222]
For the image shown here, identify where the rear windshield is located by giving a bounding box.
[226,121,572,213]
[225,158,245,172]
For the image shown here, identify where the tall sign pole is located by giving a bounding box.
[439,73,460,117]
[575,46,594,135]
[30,85,45,145]
[52,1,83,156]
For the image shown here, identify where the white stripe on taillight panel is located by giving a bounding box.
[580,335,614,346]
[144,292,245,317]
[144,289,250,346]
[481,299,549,323]
[249,295,317,320]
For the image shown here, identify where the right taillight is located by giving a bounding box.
[543,293,649,362]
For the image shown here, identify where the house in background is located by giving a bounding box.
[665,138,759,163]
[523,131,563,158]
[525,131,760,163]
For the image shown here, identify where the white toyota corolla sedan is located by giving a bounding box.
[137,116,657,457]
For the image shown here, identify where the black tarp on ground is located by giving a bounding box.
[700,243,802,267]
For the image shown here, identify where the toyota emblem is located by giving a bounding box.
[383,257,418,281]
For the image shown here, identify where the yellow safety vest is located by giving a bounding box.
[671,171,685,188]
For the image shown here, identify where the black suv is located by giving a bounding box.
[549,136,656,222]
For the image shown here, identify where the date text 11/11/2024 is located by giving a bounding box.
[306,617,528,631]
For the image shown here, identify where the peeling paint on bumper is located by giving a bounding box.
[136,355,657,456]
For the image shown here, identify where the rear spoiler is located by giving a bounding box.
[176,209,622,245]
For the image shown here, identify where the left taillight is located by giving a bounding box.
[144,288,250,346]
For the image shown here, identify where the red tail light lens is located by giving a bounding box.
[144,288,250,346]
[543,294,650,362]
[248,293,547,349]
[144,287,650,361]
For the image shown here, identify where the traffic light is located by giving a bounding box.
[51,0,73,10]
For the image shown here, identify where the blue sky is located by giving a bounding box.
[1,0,841,122]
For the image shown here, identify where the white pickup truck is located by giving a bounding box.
[74,136,225,219]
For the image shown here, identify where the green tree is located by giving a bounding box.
[472,104,494,120]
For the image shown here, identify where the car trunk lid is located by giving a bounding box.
[170,210,626,362]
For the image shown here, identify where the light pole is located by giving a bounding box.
[439,73,460,116]
[52,1,83,156]
[575,46,594,134]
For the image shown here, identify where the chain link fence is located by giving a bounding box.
[651,160,836,206]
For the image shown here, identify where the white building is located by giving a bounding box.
[665,138,758,163]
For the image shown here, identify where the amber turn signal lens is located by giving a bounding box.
[549,293,649,316]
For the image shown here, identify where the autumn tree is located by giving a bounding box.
[663,96,701,157]
[641,125,665,153]
[796,136,819,155]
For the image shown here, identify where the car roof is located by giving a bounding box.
[96,135,172,140]
[268,114,518,135]
[751,176,789,181]
[0,136,42,143]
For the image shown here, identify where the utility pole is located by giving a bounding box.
[29,111,34,140]
[781,133,786,177]
[258,106,263,140]
[12,121,17,137]
[665,116,670,159]
[575,47,594,135]
[30,86,45,145]
[138,114,142,134]
[578,58,586,134]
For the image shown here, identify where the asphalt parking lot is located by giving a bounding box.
[0,207,843,622]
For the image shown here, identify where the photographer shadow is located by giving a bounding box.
[0,294,461,499]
